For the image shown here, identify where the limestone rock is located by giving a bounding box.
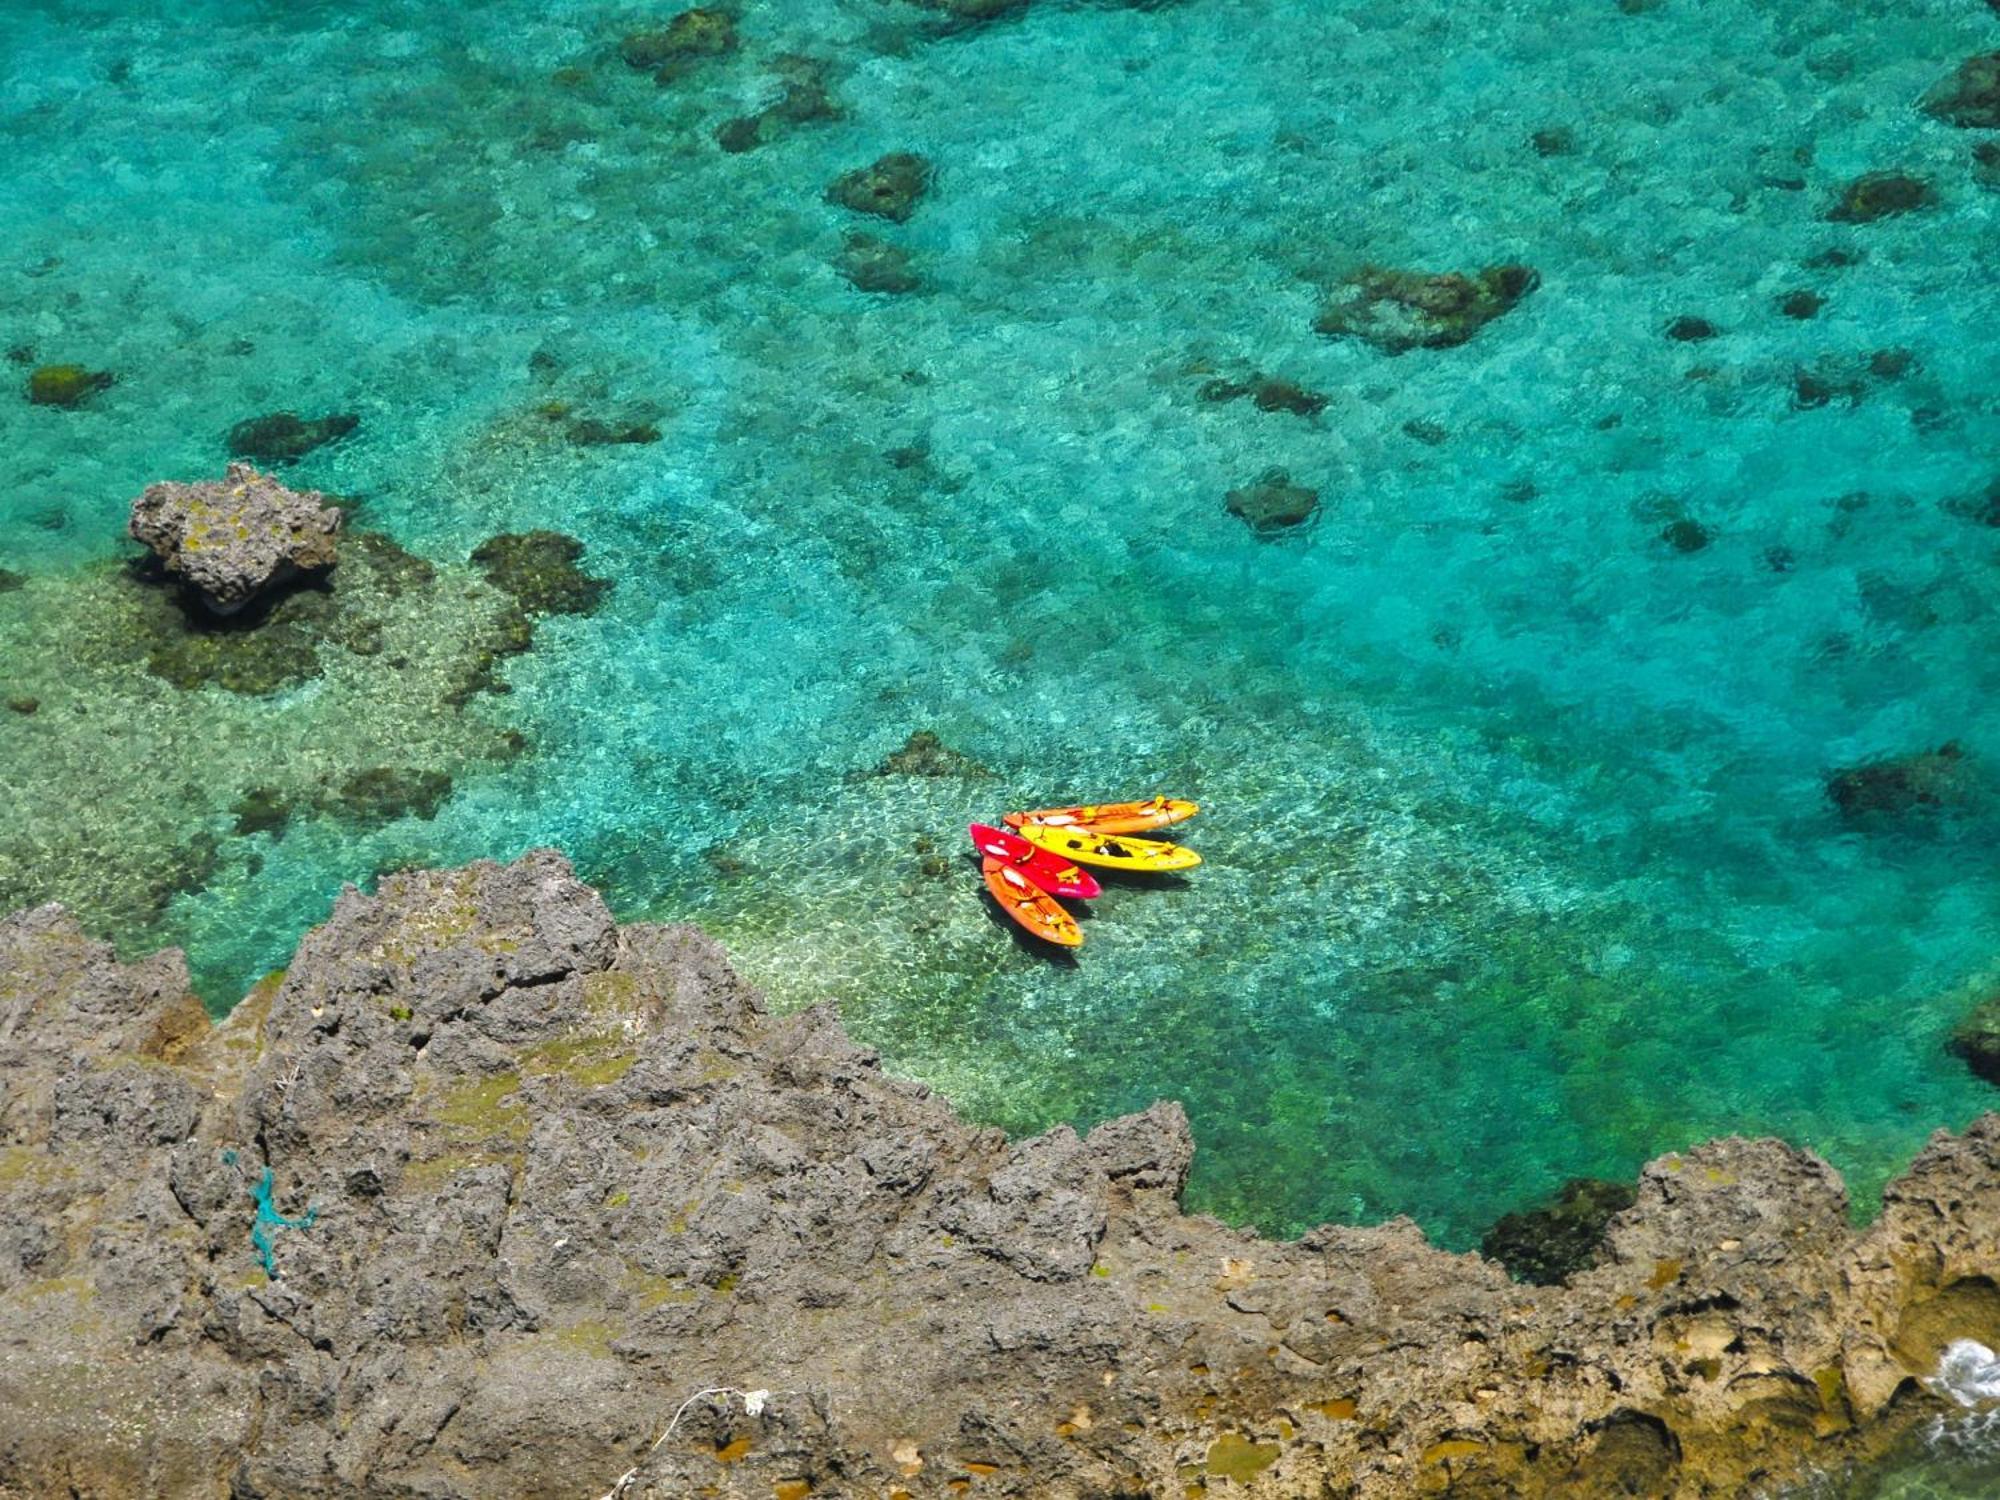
[4,852,2000,1498]
[128,462,342,615]
[1314,264,1539,353]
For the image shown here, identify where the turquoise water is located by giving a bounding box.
[1,0,1997,1259]
[1787,1414,2000,1498]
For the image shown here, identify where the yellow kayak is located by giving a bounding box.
[1015,824,1202,873]
[1005,796,1198,836]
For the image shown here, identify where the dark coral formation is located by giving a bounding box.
[24,362,114,407]
[469,531,611,617]
[331,767,454,826]
[226,411,360,464]
[3,852,2000,1498]
[874,728,991,777]
[1779,289,1825,320]
[1923,52,2000,128]
[1480,1176,1639,1285]
[1826,171,1935,224]
[620,8,738,83]
[1826,743,1970,822]
[837,232,922,294]
[1666,315,1719,342]
[1226,468,1321,535]
[129,462,343,616]
[826,152,934,222]
[1661,518,1714,553]
[1950,993,2000,1085]
[1314,265,1539,353]
[1199,373,1329,417]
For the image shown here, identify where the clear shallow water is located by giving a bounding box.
[1,0,1996,1255]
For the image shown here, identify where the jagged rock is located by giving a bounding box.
[226,411,359,464]
[837,231,921,293]
[826,152,934,222]
[1950,994,2000,1085]
[24,362,114,407]
[1826,742,1970,821]
[4,852,2000,1497]
[620,8,738,82]
[1826,171,1935,223]
[1923,52,2000,128]
[469,531,610,617]
[1226,468,1320,535]
[128,462,342,615]
[1481,1176,1638,1284]
[874,729,990,777]
[1314,264,1539,353]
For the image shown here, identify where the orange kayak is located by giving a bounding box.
[1003,796,1198,836]
[981,857,1083,947]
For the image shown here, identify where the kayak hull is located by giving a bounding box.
[968,823,1102,900]
[1015,824,1202,873]
[1003,797,1198,836]
[982,857,1084,947]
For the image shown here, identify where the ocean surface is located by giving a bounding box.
[1,0,1996,1289]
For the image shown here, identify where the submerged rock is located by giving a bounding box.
[1661,517,1714,553]
[1779,289,1825,320]
[874,728,991,777]
[1480,1176,1638,1285]
[469,530,610,617]
[1923,52,2000,128]
[1826,742,1970,822]
[331,767,453,826]
[1199,372,1329,417]
[1943,474,2000,528]
[715,56,840,153]
[0,566,23,592]
[1665,315,1719,342]
[129,462,343,616]
[564,416,661,446]
[1976,140,2000,191]
[1950,994,2000,1085]
[619,8,738,82]
[226,411,359,464]
[1226,467,1320,535]
[4,852,2000,1497]
[1314,264,1539,353]
[25,362,114,407]
[837,232,922,294]
[826,152,934,221]
[1826,171,1936,223]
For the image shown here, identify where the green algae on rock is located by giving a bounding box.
[1923,53,2000,128]
[1480,1175,1639,1284]
[1949,995,2000,1086]
[1314,265,1539,353]
[225,411,360,464]
[128,463,343,616]
[24,363,114,408]
[469,531,610,617]
[1826,172,1936,224]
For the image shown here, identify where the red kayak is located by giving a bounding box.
[968,823,1102,900]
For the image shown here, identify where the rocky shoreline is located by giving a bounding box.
[2,850,1997,1498]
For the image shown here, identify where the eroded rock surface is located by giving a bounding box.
[3,851,1999,1498]
[129,461,343,614]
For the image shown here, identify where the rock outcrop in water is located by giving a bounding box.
[826,152,934,222]
[4,850,2000,1498]
[128,462,343,615]
[1314,265,1539,353]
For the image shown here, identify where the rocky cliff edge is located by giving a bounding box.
[2,850,1997,1498]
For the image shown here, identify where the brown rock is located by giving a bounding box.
[1922,52,2000,128]
[1315,264,1539,353]
[827,152,934,222]
[1226,468,1320,535]
[1826,171,1935,223]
